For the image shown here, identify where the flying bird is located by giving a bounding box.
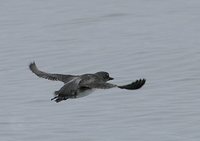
[29,62,146,103]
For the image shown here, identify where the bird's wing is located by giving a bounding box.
[56,78,81,95]
[80,82,117,89]
[29,62,78,83]
[81,79,146,90]
[51,78,81,102]
[118,79,146,90]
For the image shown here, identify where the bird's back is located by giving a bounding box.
[79,73,105,86]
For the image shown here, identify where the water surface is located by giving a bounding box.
[1,0,200,141]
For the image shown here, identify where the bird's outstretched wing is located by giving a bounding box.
[118,79,146,90]
[81,79,146,90]
[29,62,78,83]
[81,82,117,89]
[51,78,81,102]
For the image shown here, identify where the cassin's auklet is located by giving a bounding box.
[29,62,146,103]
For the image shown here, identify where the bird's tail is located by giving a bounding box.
[54,91,59,96]
[51,91,68,103]
[50,91,59,101]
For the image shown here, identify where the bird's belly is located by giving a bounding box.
[75,89,95,98]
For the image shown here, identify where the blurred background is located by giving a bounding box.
[1,0,200,141]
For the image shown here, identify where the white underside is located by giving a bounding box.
[75,89,95,98]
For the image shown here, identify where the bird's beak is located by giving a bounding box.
[109,77,114,80]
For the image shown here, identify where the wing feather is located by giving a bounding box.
[81,82,116,89]
[118,79,146,90]
[29,62,77,83]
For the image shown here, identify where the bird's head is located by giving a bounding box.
[95,71,114,81]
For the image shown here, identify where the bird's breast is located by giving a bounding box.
[75,88,95,98]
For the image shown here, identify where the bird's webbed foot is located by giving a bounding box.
[51,96,68,103]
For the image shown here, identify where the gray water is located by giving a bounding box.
[1,0,200,141]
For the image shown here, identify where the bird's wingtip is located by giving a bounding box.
[29,61,37,71]
[118,78,146,90]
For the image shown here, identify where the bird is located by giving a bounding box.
[29,62,146,103]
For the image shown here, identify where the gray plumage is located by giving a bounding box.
[29,62,146,103]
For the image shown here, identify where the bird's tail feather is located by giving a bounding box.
[54,91,59,96]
